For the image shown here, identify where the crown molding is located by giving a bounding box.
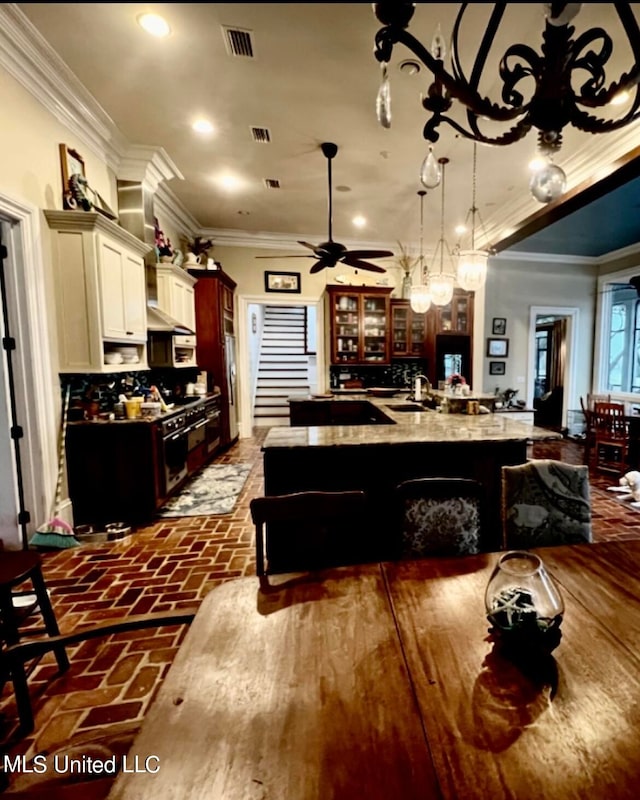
[481,120,640,248]
[0,4,126,171]
[118,145,184,190]
[197,226,397,253]
[155,184,202,238]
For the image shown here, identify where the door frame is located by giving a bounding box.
[237,293,325,438]
[0,193,60,548]
[527,305,579,429]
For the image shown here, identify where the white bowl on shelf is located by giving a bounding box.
[104,353,124,365]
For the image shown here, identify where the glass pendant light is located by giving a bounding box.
[457,143,489,292]
[430,158,455,307]
[410,190,431,314]
[420,146,441,189]
[529,154,566,204]
[376,62,391,128]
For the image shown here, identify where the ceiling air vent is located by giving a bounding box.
[264,178,281,189]
[251,126,271,143]
[222,26,255,58]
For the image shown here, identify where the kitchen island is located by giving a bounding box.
[264,395,561,557]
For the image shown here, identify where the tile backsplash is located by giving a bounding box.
[329,359,427,390]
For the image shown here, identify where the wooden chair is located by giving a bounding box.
[592,401,629,475]
[501,459,592,550]
[579,395,597,462]
[250,490,369,585]
[0,550,195,734]
[394,477,484,558]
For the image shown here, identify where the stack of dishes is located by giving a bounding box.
[117,346,140,365]
[104,352,124,365]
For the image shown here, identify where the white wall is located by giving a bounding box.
[483,253,597,411]
[247,303,265,407]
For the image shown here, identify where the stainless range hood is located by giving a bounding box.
[147,304,195,336]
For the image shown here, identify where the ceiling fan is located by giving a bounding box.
[256,142,393,274]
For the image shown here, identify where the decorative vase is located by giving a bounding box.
[485,551,564,654]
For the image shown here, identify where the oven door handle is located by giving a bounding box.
[191,419,208,431]
[168,431,186,442]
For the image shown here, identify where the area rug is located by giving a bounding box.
[157,463,251,518]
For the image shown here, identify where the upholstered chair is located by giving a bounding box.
[501,459,592,550]
[395,478,484,558]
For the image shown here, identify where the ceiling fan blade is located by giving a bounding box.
[297,241,320,252]
[310,259,334,274]
[340,256,386,273]
[255,254,316,259]
[345,249,394,259]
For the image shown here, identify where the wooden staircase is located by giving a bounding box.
[253,306,311,427]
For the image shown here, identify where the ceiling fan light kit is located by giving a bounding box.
[373,2,640,201]
[256,142,393,274]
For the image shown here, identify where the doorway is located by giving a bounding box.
[237,294,325,438]
[527,306,578,431]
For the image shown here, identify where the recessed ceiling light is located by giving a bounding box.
[399,59,421,76]
[137,13,171,38]
[455,224,467,236]
[192,119,214,134]
[216,173,245,192]
[352,215,367,228]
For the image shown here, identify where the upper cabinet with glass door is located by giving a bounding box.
[434,289,474,334]
[325,286,393,364]
[391,300,427,357]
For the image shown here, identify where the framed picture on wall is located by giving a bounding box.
[264,271,301,293]
[489,361,506,375]
[59,143,85,189]
[492,317,507,336]
[487,338,509,357]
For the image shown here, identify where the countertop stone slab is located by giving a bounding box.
[266,395,560,449]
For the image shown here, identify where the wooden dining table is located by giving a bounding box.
[109,541,640,799]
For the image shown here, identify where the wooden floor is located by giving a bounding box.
[1,430,639,796]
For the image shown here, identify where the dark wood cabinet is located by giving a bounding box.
[325,285,393,365]
[390,300,427,357]
[189,269,238,448]
[432,289,474,335]
[424,290,475,387]
[66,421,164,526]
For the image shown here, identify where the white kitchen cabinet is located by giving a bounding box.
[44,210,152,373]
[149,262,198,368]
[154,262,197,340]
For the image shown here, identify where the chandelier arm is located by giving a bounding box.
[375,26,525,124]
[570,102,640,134]
[569,28,613,97]
[452,4,508,93]
[576,64,640,107]
[425,112,533,147]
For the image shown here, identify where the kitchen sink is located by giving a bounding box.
[386,404,429,413]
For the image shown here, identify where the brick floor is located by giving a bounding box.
[0,429,639,795]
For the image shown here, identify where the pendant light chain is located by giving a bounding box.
[419,189,425,280]
[470,143,477,251]
[439,158,446,276]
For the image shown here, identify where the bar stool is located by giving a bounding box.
[0,550,69,731]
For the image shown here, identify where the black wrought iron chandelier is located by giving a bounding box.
[373,3,640,156]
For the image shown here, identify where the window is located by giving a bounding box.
[535,329,548,398]
[603,283,639,394]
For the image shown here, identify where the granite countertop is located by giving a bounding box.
[267,394,560,449]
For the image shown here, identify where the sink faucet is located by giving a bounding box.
[413,374,430,401]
